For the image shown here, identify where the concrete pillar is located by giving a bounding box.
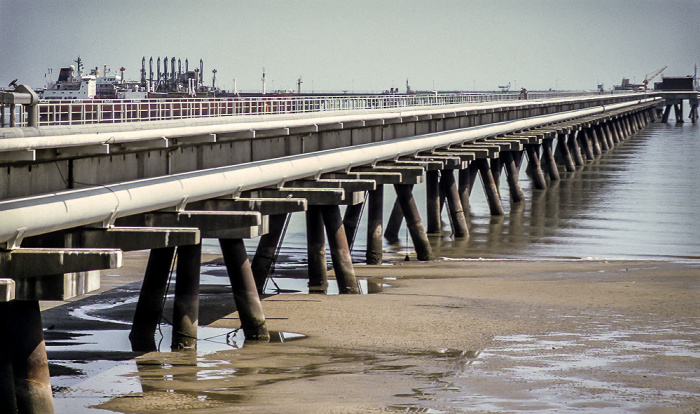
[394,184,435,260]
[425,170,441,234]
[525,144,547,190]
[366,186,384,265]
[474,158,505,215]
[502,151,526,202]
[219,238,270,341]
[555,132,576,172]
[541,139,560,181]
[458,164,477,214]
[568,131,585,166]
[5,301,54,414]
[590,127,602,156]
[595,125,608,152]
[609,121,620,144]
[321,205,359,294]
[251,213,289,293]
[579,129,595,160]
[0,303,16,412]
[306,206,328,293]
[490,158,502,197]
[604,123,616,147]
[343,202,364,249]
[439,169,469,237]
[130,247,176,352]
[384,200,403,244]
[172,243,201,350]
[661,105,672,123]
[624,116,633,135]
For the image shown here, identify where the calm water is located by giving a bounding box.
[209,112,700,267]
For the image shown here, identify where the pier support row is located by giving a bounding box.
[127,105,658,353]
[130,240,271,351]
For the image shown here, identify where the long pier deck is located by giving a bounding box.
[0,92,664,411]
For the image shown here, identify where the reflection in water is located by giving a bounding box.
[430,122,700,261]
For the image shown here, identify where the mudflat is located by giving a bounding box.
[95,257,700,413]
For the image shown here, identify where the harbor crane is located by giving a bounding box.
[643,66,667,90]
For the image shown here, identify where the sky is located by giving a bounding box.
[1,0,698,93]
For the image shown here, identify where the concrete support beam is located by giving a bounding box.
[429,150,477,163]
[0,150,36,163]
[350,165,425,184]
[15,270,101,301]
[501,134,539,145]
[482,139,520,151]
[242,188,345,206]
[0,248,121,279]
[287,178,376,193]
[401,155,462,169]
[386,155,445,171]
[322,171,404,185]
[458,144,500,158]
[188,198,307,215]
[77,227,200,251]
[119,210,262,231]
[0,279,15,302]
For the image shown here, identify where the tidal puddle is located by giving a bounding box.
[263,276,374,294]
[386,315,700,413]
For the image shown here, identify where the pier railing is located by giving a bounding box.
[2,91,596,128]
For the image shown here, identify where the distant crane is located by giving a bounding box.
[643,66,667,90]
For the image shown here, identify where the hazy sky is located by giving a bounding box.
[1,0,698,92]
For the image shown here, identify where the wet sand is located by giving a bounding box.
[92,255,699,413]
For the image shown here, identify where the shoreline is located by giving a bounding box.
[81,254,700,413]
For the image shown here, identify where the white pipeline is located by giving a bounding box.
[0,98,658,246]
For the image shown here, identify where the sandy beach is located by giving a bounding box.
[89,255,699,413]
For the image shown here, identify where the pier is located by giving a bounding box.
[0,91,667,411]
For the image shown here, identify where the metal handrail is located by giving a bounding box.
[1,91,595,128]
